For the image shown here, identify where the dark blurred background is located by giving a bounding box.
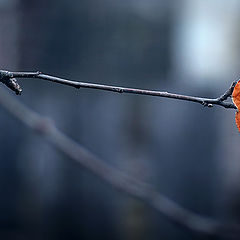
[0,0,240,239]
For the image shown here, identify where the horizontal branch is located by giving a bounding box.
[0,70,237,109]
[0,85,239,238]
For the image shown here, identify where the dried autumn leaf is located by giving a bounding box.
[235,112,240,132]
[232,81,240,108]
[232,81,240,131]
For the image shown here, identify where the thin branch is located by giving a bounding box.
[0,70,237,109]
[0,86,239,239]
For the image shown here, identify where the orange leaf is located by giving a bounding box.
[236,112,240,132]
[232,81,240,109]
[232,81,240,131]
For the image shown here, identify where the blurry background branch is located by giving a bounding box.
[0,83,239,239]
[0,70,237,109]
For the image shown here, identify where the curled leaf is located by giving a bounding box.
[236,112,240,132]
[232,81,240,108]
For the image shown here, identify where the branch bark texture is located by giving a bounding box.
[0,70,237,109]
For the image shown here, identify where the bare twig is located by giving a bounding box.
[0,70,237,109]
[0,86,239,239]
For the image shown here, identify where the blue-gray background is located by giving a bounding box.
[0,0,240,239]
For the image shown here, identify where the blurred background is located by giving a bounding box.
[0,0,240,239]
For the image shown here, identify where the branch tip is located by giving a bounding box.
[0,70,22,95]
